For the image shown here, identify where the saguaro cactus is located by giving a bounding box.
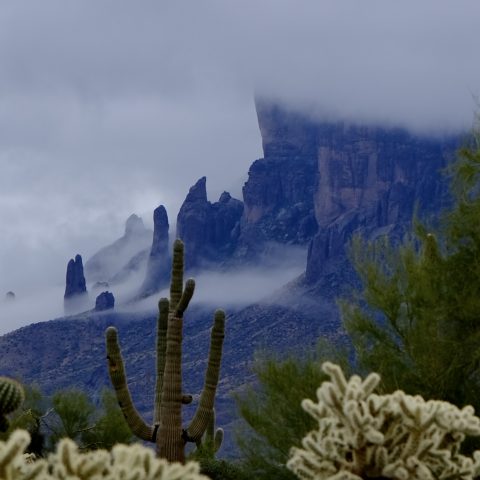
[0,377,24,432]
[105,239,226,462]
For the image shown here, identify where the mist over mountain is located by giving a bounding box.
[85,214,152,283]
[1,1,479,303]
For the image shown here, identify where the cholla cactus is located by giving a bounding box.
[287,362,480,480]
[0,429,211,480]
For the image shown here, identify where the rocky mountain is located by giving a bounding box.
[85,214,152,284]
[0,98,466,456]
[168,100,459,275]
[79,101,461,301]
[0,296,340,454]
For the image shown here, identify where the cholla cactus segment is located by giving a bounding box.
[0,429,211,480]
[287,362,480,480]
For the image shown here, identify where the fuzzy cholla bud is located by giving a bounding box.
[0,430,211,480]
[287,363,480,480]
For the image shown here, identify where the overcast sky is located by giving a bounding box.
[1,1,480,323]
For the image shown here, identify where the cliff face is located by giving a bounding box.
[238,101,318,256]
[306,124,458,282]
[244,101,460,284]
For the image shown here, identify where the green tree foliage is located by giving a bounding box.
[48,388,95,448]
[1,386,132,454]
[46,388,134,451]
[235,342,348,480]
[81,389,134,450]
[195,454,250,480]
[341,138,480,412]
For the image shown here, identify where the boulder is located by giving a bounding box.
[4,292,15,302]
[95,291,115,311]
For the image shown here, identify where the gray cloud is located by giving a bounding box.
[1,1,479,327]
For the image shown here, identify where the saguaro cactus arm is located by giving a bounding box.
[195,410,224,455]
[176,279,195,317]
[170,239,184,309]
[154,298,169,425]
[105,327,154,442]
[186,309,225,442]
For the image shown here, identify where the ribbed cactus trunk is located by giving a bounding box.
[105,239,226,462]
[157,314,184,461]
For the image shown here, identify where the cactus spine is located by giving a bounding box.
[0,377,24,432]
[106,239,226,462]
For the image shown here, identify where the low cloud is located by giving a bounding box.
[0,286,65,335]
[1,1,479,331]
[0,242,306,334]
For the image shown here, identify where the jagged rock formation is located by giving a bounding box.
[138,205,170,297]
[92,100,460,290]
[95,291,115,311]
[64,254,89,313]
[176,177,243,270]
[85,214,152,283]
[240,100,460,284]
[64,255,87,298]
[4,291,15,302]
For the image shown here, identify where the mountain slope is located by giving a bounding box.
[0,294,339,454]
